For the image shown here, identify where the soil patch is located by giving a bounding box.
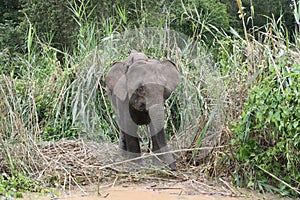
[20,180,283,200]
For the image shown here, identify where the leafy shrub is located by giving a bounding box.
[0,173,42,199]
[233,59,300,196]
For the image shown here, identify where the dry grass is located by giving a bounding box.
[0,138,239,197]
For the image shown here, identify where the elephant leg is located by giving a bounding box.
[118,128,141,159]
[120,130,145,167]
[115,98,140,156]
[150,128,177,170]
[115,98,145,167]
[118,131,127,151]
[123,130,141,154]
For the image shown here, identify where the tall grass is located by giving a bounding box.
[1,0,224,166]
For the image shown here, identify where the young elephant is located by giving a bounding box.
[105,50,181,170]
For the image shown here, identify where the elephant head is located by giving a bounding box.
[105,50,180,170]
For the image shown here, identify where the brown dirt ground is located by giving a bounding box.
[20,181,285,200]
[15,140,289,200]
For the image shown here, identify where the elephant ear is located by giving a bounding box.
[161,60,181,97]
[105,62,128,101]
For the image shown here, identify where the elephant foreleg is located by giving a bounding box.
[120,130,145,166]
[116,98,141,158]
[151,128,177,170]
[118,130,141,158]
[123,131,141,155]
[118,131,127,151]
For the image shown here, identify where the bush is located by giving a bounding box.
[233,53,300,196]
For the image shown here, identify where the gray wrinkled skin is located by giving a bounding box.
[105,50,180,170]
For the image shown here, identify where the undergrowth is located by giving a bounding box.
[232,49,300,196]
[228,1,300,197]
[0,173,43,199]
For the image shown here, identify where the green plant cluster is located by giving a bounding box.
[233,61,300,196]
[2,0,296,58]
[0,173,42,199]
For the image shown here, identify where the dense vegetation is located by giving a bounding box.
[0,0,299,198]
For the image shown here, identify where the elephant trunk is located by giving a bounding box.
[148,104,164,136]
[148,104,176,170]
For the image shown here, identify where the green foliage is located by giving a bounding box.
[0,0,232,56]
[0,0,297,57]
[171,0,230,43]
[233,60,300,196]
[0,0,25,70]
[220,0,296,37]
[0,25,77,141]
[0,0,24,49]
[0,0,22,24]
[219,0,242,33]
[0,173,42,199]
[21,0,77,51]
[114,0,167,27]
[242,0,295,30]
[0,21,24,55]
